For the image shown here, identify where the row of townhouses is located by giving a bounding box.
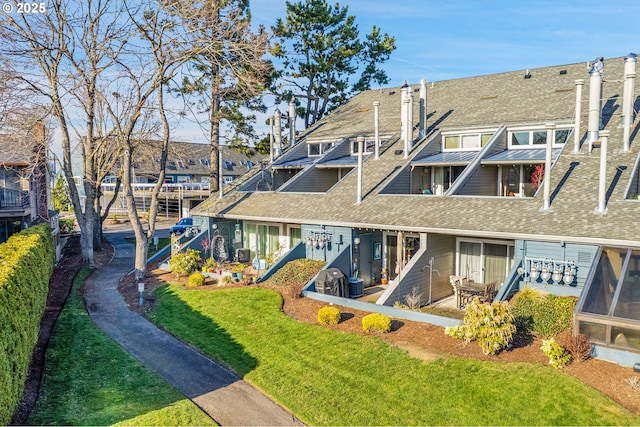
[184,54,640,367]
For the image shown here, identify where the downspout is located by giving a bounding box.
[573,79,584,153]
[595,130,610,214]
[622,53,637,152]
[541,123,555,211]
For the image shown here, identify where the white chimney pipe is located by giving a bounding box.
[407,87,414,149]
[587,58,604,152]
[419,79,427,137]
[269,117,274,162]
[541,123,555,211]
[274,108,282,156]
[356,136,364,204]
[400,81,409,142]
[595,130,610,214]
[622,53,637,152]
[289,98,296,147]
[373,101,380,159]
[219,147,224,199]
[403,96,410,158]
[573,79,585,153]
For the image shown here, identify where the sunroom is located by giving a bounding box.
[575,247,640,362]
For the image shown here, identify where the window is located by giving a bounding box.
[200,159,210,166]
[351,139,376,155]
[457,239,514,289]
[308,142,333,156]
[245,222,281,259]
[443,131,494,150]
[509,127,572,148]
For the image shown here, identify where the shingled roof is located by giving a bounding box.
[192,56,640,247]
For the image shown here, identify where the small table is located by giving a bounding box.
[456,282,486,310]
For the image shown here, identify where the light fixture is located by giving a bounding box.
[563,262,576,285]
[540,262,552,282]
[530,261,540,281]
[552,263,563,284]
[354,237,361,245]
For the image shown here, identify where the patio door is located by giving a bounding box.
[457,239,514,288]
[245,222,280,259]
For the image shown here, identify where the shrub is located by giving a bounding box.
[445,298,516,355]
[0,224,54,425]
[510,288,577,338]
[59,217,76,234]
[170,249,200,277]
[188,272,206,287]
[564,333,592,363]
[362,313,391,333]
[404,287,423,311]
[317,306,341,325]
[231,263,248,273]
[541,338,571,369]
[268,259,326,287]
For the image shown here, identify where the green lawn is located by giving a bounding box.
[149,284,640,426]
[28,268,216,426]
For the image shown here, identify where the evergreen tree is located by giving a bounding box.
[52,175,71,212]
[271,0,395,128]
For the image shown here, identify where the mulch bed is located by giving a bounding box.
[14,237,640,424]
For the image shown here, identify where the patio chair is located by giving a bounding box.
[480,281,497,303]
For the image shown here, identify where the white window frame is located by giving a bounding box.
[455,237,515,284]
[508,125,572,149]
[442,130,496,151]
[307,142,334,157]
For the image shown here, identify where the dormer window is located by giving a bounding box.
[351,139,377,155]
[443,131,494,150]
[509,126,572,148]
[308,142,333,156]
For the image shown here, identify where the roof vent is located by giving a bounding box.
[394,149,403,155]
[389,91,395,95]
[559,69,567,75]
[524,69,532,79]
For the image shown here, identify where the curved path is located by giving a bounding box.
[83,227,303,426]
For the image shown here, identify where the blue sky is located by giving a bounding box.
[250,0,640,88]
[177,0,639,143]
[54,1,640,152]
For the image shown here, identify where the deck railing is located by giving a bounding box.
[0,188,29,209]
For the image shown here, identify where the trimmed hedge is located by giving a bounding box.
[0,224,54,425]
[510,288,577,338]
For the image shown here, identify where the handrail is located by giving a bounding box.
[0,188,29,209]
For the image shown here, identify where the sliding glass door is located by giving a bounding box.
[457,239,514,289]
[244,223,281,259]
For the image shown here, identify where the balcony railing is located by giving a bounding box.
[0,188,30,209]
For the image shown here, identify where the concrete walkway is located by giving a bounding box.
[83,227,303,426]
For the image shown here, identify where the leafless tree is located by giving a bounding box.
[1,0,133,263]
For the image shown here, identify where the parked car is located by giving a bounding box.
[170,217,194,235]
